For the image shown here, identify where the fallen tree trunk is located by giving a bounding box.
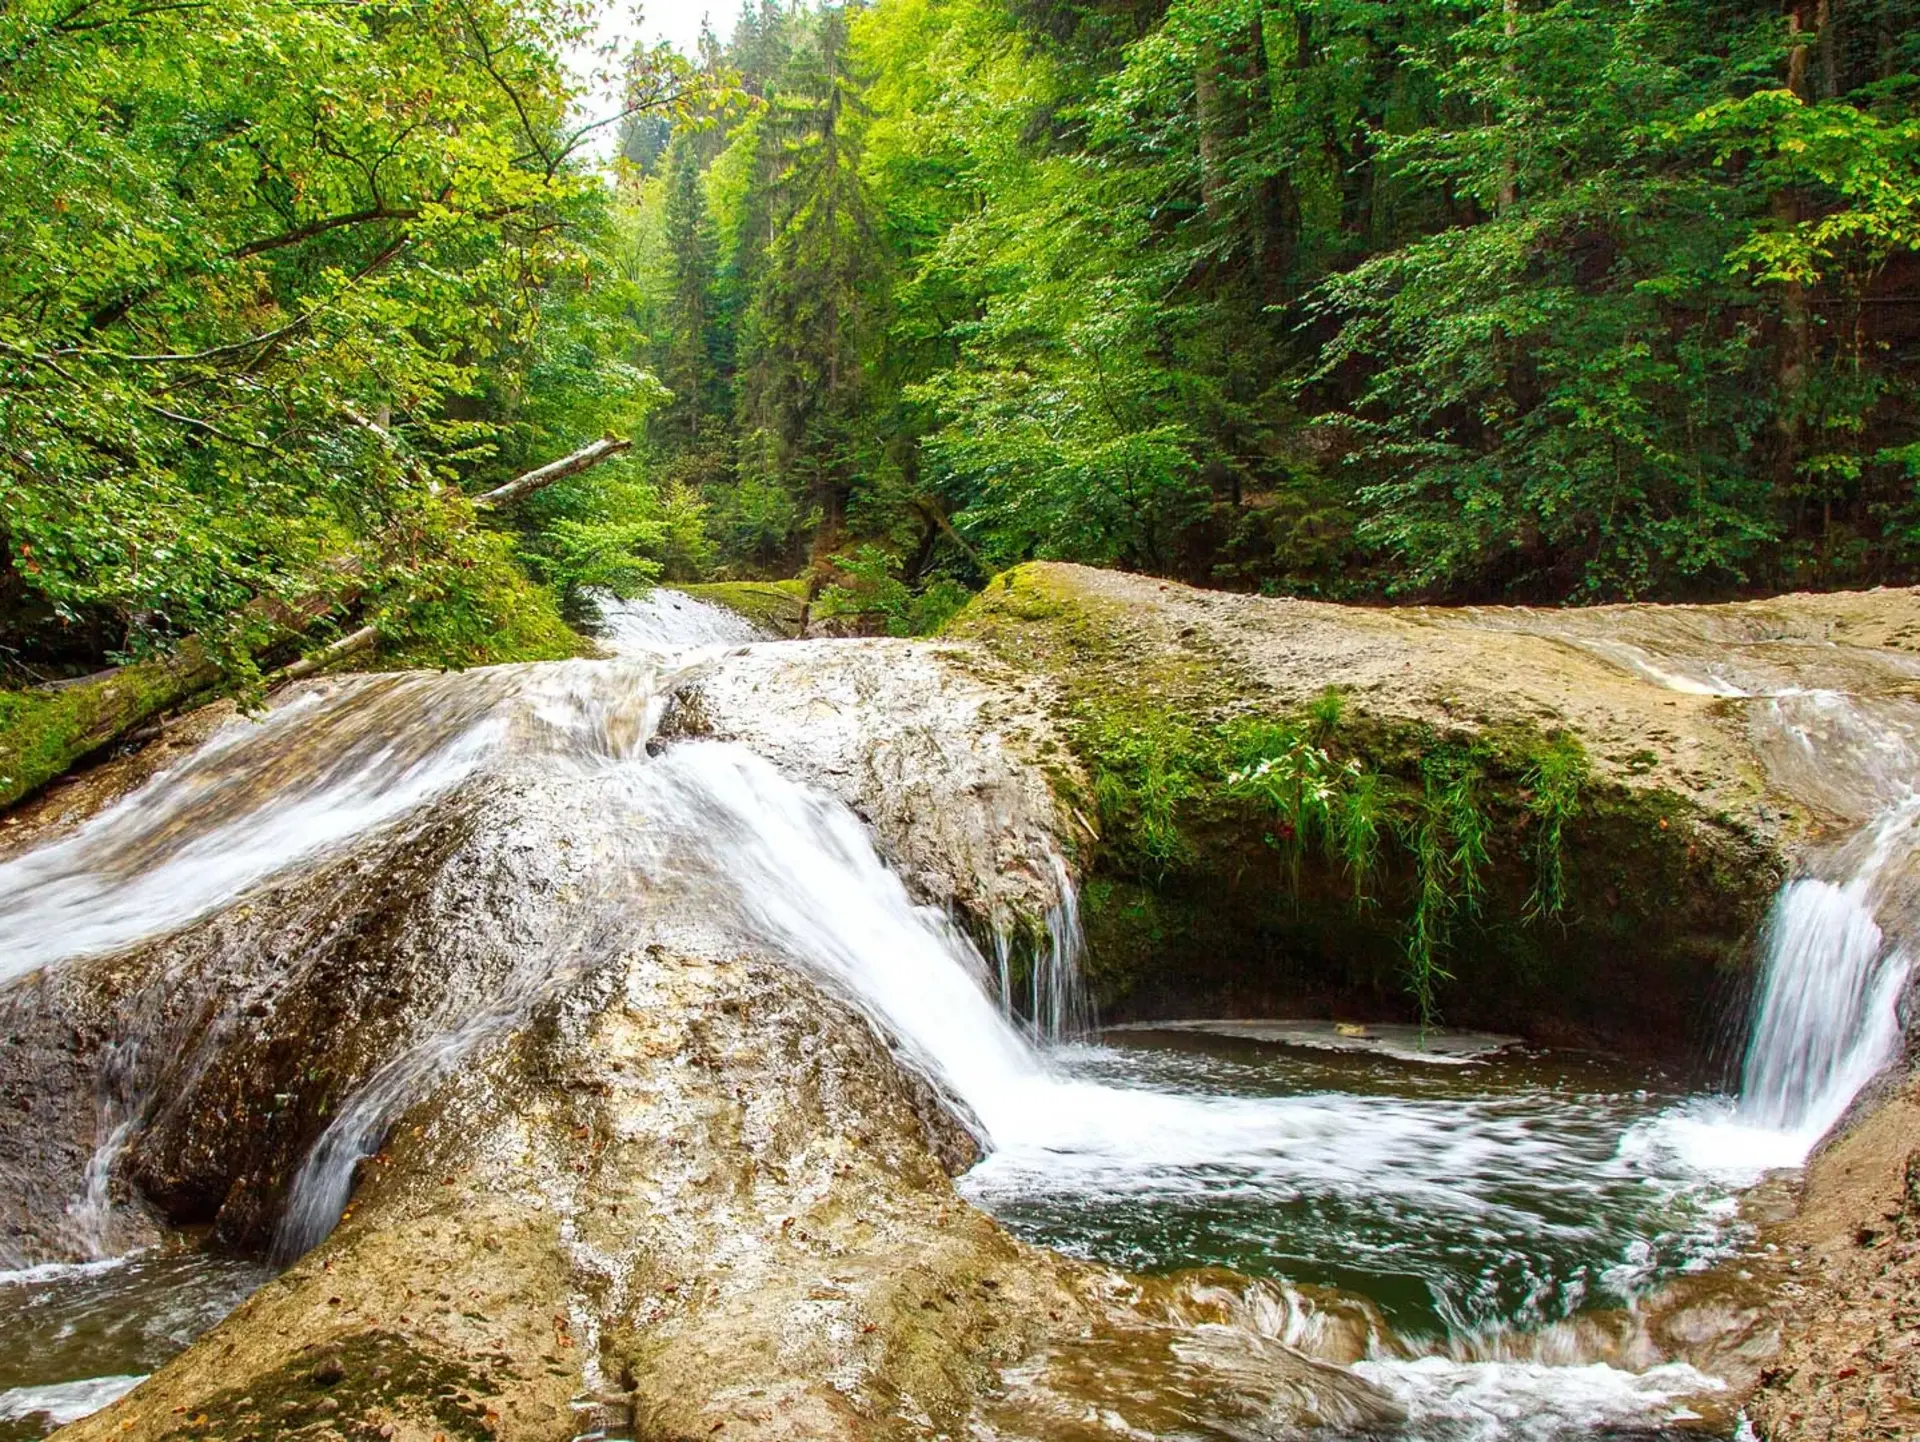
[0,593,345,810]
[470,435,629,508]
[266,623,380,687]
[0,437,630,809]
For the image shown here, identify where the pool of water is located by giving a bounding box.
[961,1030,1748,1344]
[0,1033,1757,1440]
[0,1251,267,1440]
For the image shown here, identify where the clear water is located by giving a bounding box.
[0,1252,266,1440]
[964,1032,1741,1342]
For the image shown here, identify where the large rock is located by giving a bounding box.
[14,567,1920,1439]
[0,649,1395,1440]
[948,564,1920,1055]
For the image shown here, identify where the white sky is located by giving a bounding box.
[626,0,722,58]
[565,0,725,160]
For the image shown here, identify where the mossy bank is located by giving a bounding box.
[944,564,1920,1059]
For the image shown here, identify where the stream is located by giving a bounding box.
[0,589,1913,1439]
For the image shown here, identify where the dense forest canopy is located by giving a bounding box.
[4,0,1920,679]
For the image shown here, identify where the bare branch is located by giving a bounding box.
[270,624,379,686]
[471,436,631,508]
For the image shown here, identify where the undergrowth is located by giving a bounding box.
[1081,687,1591,1025]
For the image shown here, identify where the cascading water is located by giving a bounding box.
[987,852,1091,1042]
[1636,802,1918,1183]
[593,587,769,654]
[1473,613,1920,1185]
[4,592,1918,1440]
[1737,817,1915,1140]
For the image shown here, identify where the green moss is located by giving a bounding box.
[0,654,199,810]
[152,1328,505,1441]
[0,687,91,809]
[948,563,1779,1051]
[1077,695,1589,1024]
[379,534,588,669]
[1,542,584,809]
[680,579,809,637]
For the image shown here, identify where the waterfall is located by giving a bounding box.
[1640,785,1918,1179]
[1730,802,1917,1147]
[593,588,768,655]
[60,1041,143,1259]
[1718,688,1920,1163]
[986,852,1091,1043]
[1740,885,1909,1138]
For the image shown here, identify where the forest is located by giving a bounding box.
[3,0,1920,682]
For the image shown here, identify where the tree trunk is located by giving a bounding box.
[1774,4,1817,498]
[1,438,632,809]
[1246,10,1300,305]
[470,436,631,509]
[1196,56,1227,223]
[1498,0,1521,213]
[268,625,380,688]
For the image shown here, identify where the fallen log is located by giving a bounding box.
[266,624,380,688]
[0,437,631,809]
[471,435,629,509]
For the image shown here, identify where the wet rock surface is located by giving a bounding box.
[1108,1019,1525,1064]
[673,638,1079,925]
[948,565,1920,1054]
[10,575,1920,1437]
[1747,1084,1920,1440]
[0,650,1407,1439]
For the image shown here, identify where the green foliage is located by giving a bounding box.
[20,0,1920,734]
[814,544,974,635]
[1084,708,1205,876]
[1225,719,1352,896]
[376,530,583,670]
[1089,687,1588,1019]
[1335,771,1385,908]
[1397,752,1489,1025]
[0,0,709,683]
[1524,737,1589,921]
[618,0,1920,602]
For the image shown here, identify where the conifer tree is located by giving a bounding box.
[662,135,720,443]
[735,8,880,563]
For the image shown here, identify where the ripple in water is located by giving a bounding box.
[0,1252,266,1440]
[960,1034,1743,1341]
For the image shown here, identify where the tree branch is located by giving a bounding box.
[269,623,379,686]
[471,436,632,508]
[231,205,419,259]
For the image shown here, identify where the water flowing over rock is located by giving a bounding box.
[8,568,1920,1439]
[0,637,1413,1438]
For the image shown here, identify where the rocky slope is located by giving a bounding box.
[3,646,1399,1441]
[1746,1081,1920,1439]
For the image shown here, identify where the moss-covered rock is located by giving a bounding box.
[678,579,809,637]
[0,544,588,813]
[942,562,1920,1057]
[0,650,221,811]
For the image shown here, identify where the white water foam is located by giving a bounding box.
[595,588,768,655]
[0,1375,145,1426]
[0,659,705,982]
[1630,799,1918,1184]
[0,686,502,981]
[1353,1356,1721,1442]
[0,1256,132,1288]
